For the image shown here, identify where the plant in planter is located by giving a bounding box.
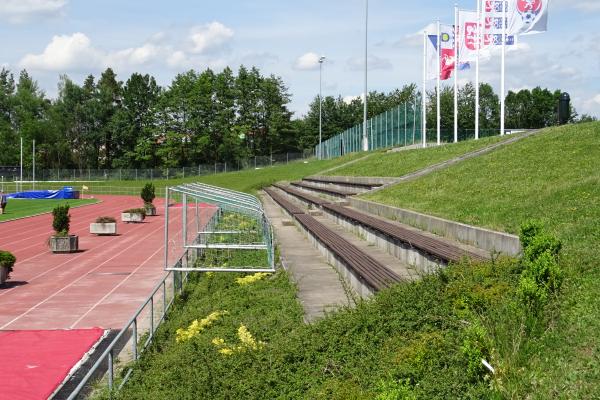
[0,250,16,285]
[121,208,146,223]
[90,216,117,236]
[49,204,79,253]
[141,183,157,216]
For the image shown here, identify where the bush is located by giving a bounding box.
[52,204,70,235]
[95,216,117,223]
[517,221,563,309]
[0,250,16,278]
[141,183,156,205]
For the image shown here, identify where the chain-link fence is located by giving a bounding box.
[0,151,314,183]
[315,101,424,160]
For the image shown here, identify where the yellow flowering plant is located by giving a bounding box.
[235,272,271,286]
[211,324,266,356]
[175,310,228,343]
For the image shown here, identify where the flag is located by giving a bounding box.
[481,1,518,46]
[458,10,489,63]
[507,0,549,35]
[439,24,455,80]
[82,185,89,191]
[427,25,456,81]
[426,34,438,81]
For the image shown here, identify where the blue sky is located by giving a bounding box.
[0,0,598,118]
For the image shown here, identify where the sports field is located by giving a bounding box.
[0,199,98,222]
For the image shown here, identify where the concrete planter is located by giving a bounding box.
[122,212,145,223]
[90,222,117,236]
[50,235,79,253]
[0,266,8,285]
[144,205,157,216]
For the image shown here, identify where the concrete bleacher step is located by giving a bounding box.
[265,187,406,297]
[272,183,491,274]
[260,191,353,322]
[310,213,418,282]
[290,181,358,198]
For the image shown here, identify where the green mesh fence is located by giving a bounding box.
[316,101,423,159]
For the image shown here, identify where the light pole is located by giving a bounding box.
[318,56,326,160]
[362,0,369,151]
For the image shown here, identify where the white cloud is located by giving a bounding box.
[343,93,365,104]
[400,23,437,47]
[347,55,393,71]
[167,51,189,69]
[294,52,322,71]
[20,33,102,71]
[189,22,234,54]
[0,0,67,23]
[19,32,166,72]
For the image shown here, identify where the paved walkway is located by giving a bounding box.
[261,192,351,322]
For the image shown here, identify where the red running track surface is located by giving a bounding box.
[0,328,104,400]
[0,195,216,330]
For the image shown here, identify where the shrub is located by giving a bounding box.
[141,183,156,205]
[52,204,70,235]
[517,221,563,309]
[462,321,493,381]
[0,250,16,278]
[95,216,116,224]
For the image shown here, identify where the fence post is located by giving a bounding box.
[224,162,227,173]
[132,318,138,360]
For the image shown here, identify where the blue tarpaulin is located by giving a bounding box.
[7,187,80,200]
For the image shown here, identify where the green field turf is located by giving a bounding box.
[0,199,98,222]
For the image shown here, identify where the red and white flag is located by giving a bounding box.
[439,24,455,80]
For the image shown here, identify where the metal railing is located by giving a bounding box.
[66,249,197,399]
[0,151,314,183]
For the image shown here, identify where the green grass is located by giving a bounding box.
[327,134,514,177]
[0,199,98,222]
[363,122,600,397]
[101,257,522,400]
[1,153,367,197]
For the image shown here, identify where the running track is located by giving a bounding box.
[0,195,216,330]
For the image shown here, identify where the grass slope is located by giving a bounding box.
[0,199,97,222]
[327,134,513,177]
[364,122,600,397]
[105,259,520,400]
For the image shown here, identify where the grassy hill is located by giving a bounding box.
[364,122,600,397]
[93,123,599,399]
[326,134,513,177]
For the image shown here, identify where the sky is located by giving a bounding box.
[0,0,598,118]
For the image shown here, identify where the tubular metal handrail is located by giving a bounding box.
[66,250,194,399]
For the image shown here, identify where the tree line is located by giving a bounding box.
[0,66,594,170]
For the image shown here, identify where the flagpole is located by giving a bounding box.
[422,30,427,148]
[500,1,506,136]
[436,19,441,146]
[454,4,459,143]
[475,0,480,140]
[362,0,369,151]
